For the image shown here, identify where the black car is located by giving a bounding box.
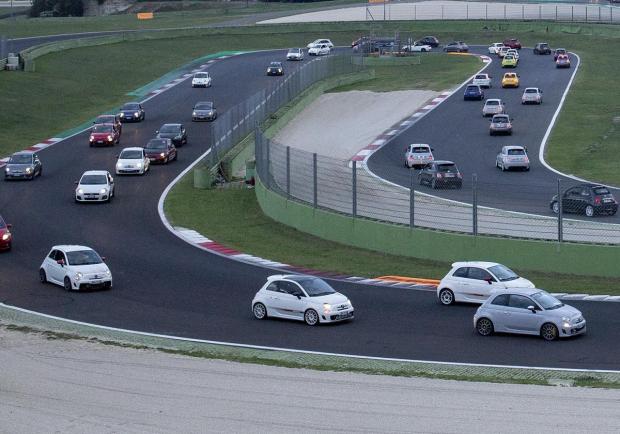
[119,102,145,122]
[156,123,187,146]
[418,161,463,189]
[463,84,484,101]
[444,41,469,53]
[533,42,551,55]
[419,36,439,47]
[550,184,618,217]
[267,62,284,76]
[4,151,42,180]
[192,101,217,122]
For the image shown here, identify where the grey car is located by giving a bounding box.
[496,145,530,171]
[192,101,217,122]
[474,289,586,341]
[4,151,42,180]
[489,114,513,135]
[405,144,434,169]
[522,87,543,105]
[482,99,505,117]
[444,41,469,53]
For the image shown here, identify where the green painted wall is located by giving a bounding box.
[256,177,620,278]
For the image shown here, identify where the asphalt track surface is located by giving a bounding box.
[2,45,620,370]
[368,47,620,223]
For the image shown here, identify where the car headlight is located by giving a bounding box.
[74,272,83,281]
[5,167,10,173]
[107,135,113,141]
[1,233,9,241]
[323,303,332,314]
[105,270,111,276]
[278,69,282,72]
[25,167,32,173]
[160,152,165,157]
[119,112,124,117]
[192,111,197,116]
[266,69,270,72]
[77,188,84,194]
[561,316,571,328]
[100,188,108,194]
[136,162,142,168]
[89,135,94,141]
[116,162,122,168]
[134,112,140,117]
[209,111,213,115]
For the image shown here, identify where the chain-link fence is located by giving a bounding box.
[365,2,620,24]
[200,55,364,170]
[256,130,620,245]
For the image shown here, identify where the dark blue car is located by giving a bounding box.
[463,84,484,101]
[118,102,145,123]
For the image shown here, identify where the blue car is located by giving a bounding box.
[463,84,484,101]
[118,102,145,123]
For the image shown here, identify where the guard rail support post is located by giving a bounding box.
[409,172,415,229]
[558,179,563,244]
[555,6,558,21]
[286,146,291,200]
[485,4,488,20]
[599,6,601,22]
[472,174,478,236]
[504,4,506,20]
[539,5,541,20]
[266,135,271,190]
[313,153,318,209]
[352,160,357,218]
[585,6,588,22]
[414,4,416,20]
[441,5,444,20]
[571,6,574,22]
[522,4,524,20]
[466,4,468,20]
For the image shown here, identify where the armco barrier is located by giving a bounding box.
[255,176,620,278]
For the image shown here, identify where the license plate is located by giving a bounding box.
[149,158,156,161]
[445,173,455,178]
[91,280,102,284]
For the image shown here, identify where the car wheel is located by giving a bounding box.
[476,318,494,336]
[164,156,169,164]
[253,303,268,320]
[63,276,72,291]
[304,309,319,326]
[438,288,455,306]
[585,205,595,217]
[501,162,506,171]
[551,201,560,214]
[540,323,559,341]
[431,179,437,189]
[39,269,47,283]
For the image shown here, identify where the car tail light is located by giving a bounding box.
[436,173,443,179]
[457,173,463,178]
[594,196,601,205]
[524,157,529,163]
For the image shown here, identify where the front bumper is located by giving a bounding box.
[561,320,586,337]
[147,154,169,164]
[267,70,283,75]
[120,115,140,122]
[76,192,109,202]
[490,127,512,135]
[4,171,33,179]
[72,277,113,290]
[321,308,354,323]
[116,166,143,175]
[90,139,115,147]
[193,114,216,121]
[0,238,11,250]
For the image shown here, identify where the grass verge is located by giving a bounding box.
[165,174,620,295]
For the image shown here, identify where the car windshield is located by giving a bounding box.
[94,116,114,124]
[412,147,429,153]
[466,86,478,91]
[66,249,103,266]
[494,116,509,122]
[505,74,516,78]
[488,264,519,281]
[486,100,500,106]
[194,73,208,78]
[270,62,281,67]
[289,48,300,53]
[437,164,457,173]
[9,154,32,164]
[160,125,180,133]
[507,149,525,156]
[475,75,486,79]
[146,139,167,149]
[120,150,142,159]
[525,89,537,94]
[593,187,610,195]
[92,124,114,133]
[504,56,514,60]
[195,103,213,110]
[531,291,564,310]
[80,174,107,185]
[297,277,337,297]
[122,103,140,111]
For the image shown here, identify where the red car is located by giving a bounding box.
[144,138,177,164]
[0,215,12,251]
[556,54,571,68]
[503,38,522,49]
[553,48,567,61]
[89,123,120,147]
[93,114,122,136]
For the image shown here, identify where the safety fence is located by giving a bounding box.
[256,130,620,245]
[365,1,620,24]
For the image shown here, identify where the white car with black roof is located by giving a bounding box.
[307,39,333,49]
[191,71,212,88]
[39,245,112,291]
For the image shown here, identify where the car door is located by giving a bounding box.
[487,294,510,332]
[447,267,472,301]
[504,295,541,334]
[270,281,305,319]
[49,250,67,283]
[465,267,499,301]
[562,187,580,213]
[107,173,114,195]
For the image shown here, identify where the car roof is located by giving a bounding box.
[503,145,525,150]
[486,98,502,103]
[51,244,95,252]
[488,288,542,297]
[93,123,115,127]
[120,147,143,152]
[451,261,503,269]
[267,274,317,282]
[161,123,181,127]
[524,87,539,91]
[81,170,109,176]
[433,160,455,165]
[11,150,34,156]
[409,143,430,147]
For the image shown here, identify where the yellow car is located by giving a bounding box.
[502,72,520,88]
[502,55,518,68]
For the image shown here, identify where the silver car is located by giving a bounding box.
[405,144,434,169]
[474,289,586,341]
[522,87,543,104]
[482,99,505,117]
[489,114,512,135]
[496,145,530,171]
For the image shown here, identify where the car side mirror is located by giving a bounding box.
[101,256,106,262]
[527,305,537,313]
[431,148,434,151]
[57,259,65,267]
[74,181,78,185]
[155,130,159,134]
[485,278,493,284]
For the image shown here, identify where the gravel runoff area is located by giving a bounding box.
[260,0,619,24]
[274,90,438,160]
[3,325,620,433]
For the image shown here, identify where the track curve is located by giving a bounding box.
[1,48,620,371]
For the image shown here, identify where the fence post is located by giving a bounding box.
[539,5,541,20]
[571,6,574,22]
[410,172,415,228]
[585,6,588,22]
[414,4,416,20]
[599,6,601,22]
[266,135,271,190]
[557,179,563,243]
[352,160,357,218]
[441,4,444,20]
[485,4,488,20]
[522,4,524,20]
[555,5,558,21]
[286,146,290,200]
[466,4,468,20]
[313,153,318,209]
[504,4,506,20]
[472,174,478,236]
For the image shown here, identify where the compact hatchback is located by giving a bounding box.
[501,73,519,88]
[0,215,12,251]
[463,84,484,101]
[418,161,463,189]
[444,41,469,52]
[489,114,513,136]
[191,72,212,88]
[116,147,149,175]
[496,145,529,171]
[145,138,177,164]
[482,99,505,117]
[286,48,304,61]
[533,42,551,55]
[556,54,571,68]
[89,123,120,147]
[437,261,535,305]
[156,123,187,146]
[474,289,586,341]
[118,102,145,122]
[503,38,522,49]
[522,88,543,104]
[75,170,115,203]
[472,73,492,88]
[39,245,112,291]
[252,275,354,326]
[4,151,42,180]
[501,55,517,68]
[550,184,618,217]
[266,61,284,76]
[192,101,217,122]
[404,144,434,169]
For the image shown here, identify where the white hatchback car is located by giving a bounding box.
[488,42,504,54]
[405,144,434,169]
[437,262,534,305]
[40,245,112,291]
[472,73,492,88]
[496,145,530,171]
[116,147,149,175]
[75,170,115,203]
[191,72,212,88]
[252,275,354,326]
[307,38,333,49]
[286,48,304,61]
[506,48,520,60]
[308,44,331,56]
[482,98,505,117]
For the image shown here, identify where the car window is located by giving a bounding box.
[507,149,525,156]
[297,277,337,297]
[467,267,493,281]
[146,140,167,149]
[488,264,519,281]
[54,250,66,262]
[278,281,304,296]
[490,294,510,306]
[66,249,103,266]
[266,282,278,292]
[593,187,610,195]
[48,249,57,260]
[120,150,143,159]
[486,100,499,106]
[412,147,429,153]
[580,189,590,196]
[452,267,469,278]
[508,294,534,309]
[437,164,457,173]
